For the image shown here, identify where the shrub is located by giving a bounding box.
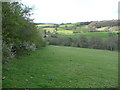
[2,2,46,60]
[47,33,118,51]
[77,35,88,48]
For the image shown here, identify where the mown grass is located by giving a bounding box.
[96,27,108,31]
[36,24,55,27]
[59,23,76,28]
[3,45,118,88]
[36,24,54,26]
[58,32,111,39]
[57,30,73,35]
[76,25,88,31]
[44,28,55,33]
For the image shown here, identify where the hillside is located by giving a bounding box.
[3,46,118,88]
[2,1,118,89]
[36,20,118,51]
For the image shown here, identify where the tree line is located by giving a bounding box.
[2,2,46,60]
[47,33,118,51]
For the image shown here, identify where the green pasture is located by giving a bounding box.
[96,27,108,31]
[44,28,55,33]
[59,23,76,28]
[57,32,113,40]
[36,24,55,27]
[3,45,118,88]
[76,25,88,31]
[57,30,73,35]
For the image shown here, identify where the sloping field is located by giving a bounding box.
[3,46,118,88]
[57,32,111,39]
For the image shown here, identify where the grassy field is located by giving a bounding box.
[57,30,73,35]
[44,28,55,33]
[96,27,108,31]
[37,24,118,40]
[3,45,118,88]
[57,32,111,39]
[36,24,55,29]
[36,24,55,27]
[59,23,77,28]
[36,23,118,41]
[76,25,88,31]
[42,27,115,39]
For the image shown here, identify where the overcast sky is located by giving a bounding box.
[21,0,119,23]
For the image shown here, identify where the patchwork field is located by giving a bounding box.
[3,46,118,88]
[36,24,55,27]
[37,23,118,40]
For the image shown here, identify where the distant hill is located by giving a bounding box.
[34,23,58,25]
[35,20,118,26]
[88,20,118,28]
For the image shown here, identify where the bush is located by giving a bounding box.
[2,42,15,60]
[2,2,46,60]
[47,35,118,51]
[88,36,103,49]
[77,35,88,48]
